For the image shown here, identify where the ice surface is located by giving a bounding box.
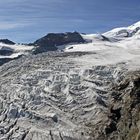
[0,21,139,139]
[0,43,34,59]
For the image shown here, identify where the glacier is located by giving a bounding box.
[0,22,139,140]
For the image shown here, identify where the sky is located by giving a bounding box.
[0,0,139,43]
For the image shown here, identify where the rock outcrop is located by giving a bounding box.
[0,39,15,45]
[104,72,140,140]
[91,71,140,140]
[0,55,22,66]
[33,32,85,54]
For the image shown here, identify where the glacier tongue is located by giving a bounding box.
[0,51,138,140]
[0,21,140,140]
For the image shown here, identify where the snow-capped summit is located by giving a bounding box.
[63,21,140,52]
[103,21,140,38]
[0,21,140,66]
[129,21,140,29]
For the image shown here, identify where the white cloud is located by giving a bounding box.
[0,22,30,30]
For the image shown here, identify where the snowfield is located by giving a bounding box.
[64,21,140,54]
[0,22,139,140]
[63,21,140,71]
[0,43,34,59]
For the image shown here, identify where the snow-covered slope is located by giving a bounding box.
[61,22,140,68]
[0,43,34,59]
[103,21,140,38]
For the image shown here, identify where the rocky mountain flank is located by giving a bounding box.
[0,52,139,140]
[32,32,85,54]
[94,71,140,140]
[0,39,15,45]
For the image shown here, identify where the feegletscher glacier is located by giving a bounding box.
[0,22,140,140]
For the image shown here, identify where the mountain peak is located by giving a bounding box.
[130,21,140,27]
[33,32,85,54]
[0,39,15,45]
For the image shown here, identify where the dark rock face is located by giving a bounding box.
[0,55,22,66]
[86,71,140,140]
[0,47,14,56]
[99,72,140,140]
[100,35,110,41]
[0,49,13,56]
[0,39,15,45]
[0,58,12,66]
[33,32,85,54]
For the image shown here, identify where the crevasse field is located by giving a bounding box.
[0,22,139,140]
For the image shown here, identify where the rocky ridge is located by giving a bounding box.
[0,39,15,45]
[33,32,85,54]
